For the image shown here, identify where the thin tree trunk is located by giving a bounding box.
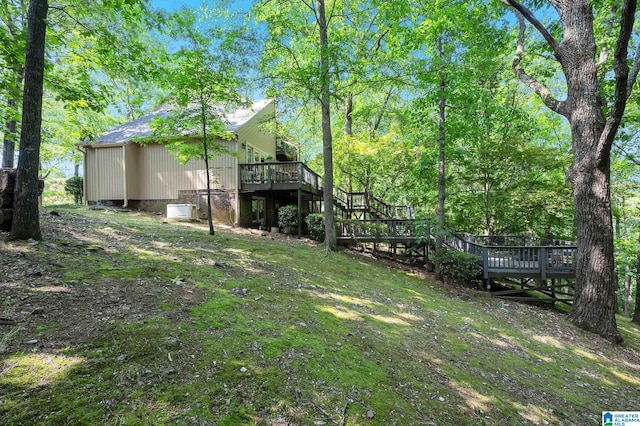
[343,93,352,193]
[2,101,18,168]
[483,171,491,236]
[344,93,352,136]
[633,232,640,325]
[200,103,214,236]
[317,0,336,251]
[623,265,631,317]
[10,0,47,241]
[2,57,24,169]
[2,119,17,168]
[435,36,446,282]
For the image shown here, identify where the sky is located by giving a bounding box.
[151,0,254,13]
[152,0,200,12]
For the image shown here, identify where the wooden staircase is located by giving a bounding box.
[333,187,412,220]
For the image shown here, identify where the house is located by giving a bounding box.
[79,99,323,230]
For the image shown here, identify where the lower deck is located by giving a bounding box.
[335,219,577,304]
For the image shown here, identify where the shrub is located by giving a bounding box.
[42,178,69,206]
[64,176,84,204]
[435,249,483,287]
[306,213,325,241]
[278,205,299,234]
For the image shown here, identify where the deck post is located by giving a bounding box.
[482,247,489,280]
[539,247,547,281]
[297,187,302,237]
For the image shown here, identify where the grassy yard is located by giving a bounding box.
[1,206,639,425]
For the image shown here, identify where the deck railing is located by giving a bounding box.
[457,234,575,247]
[336,219,577,282]
[444,232,576,279]
[239,162,323,191]
[333,189,413,220]
[338,219,418,239]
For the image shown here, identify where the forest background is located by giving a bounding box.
[0,0,638,322]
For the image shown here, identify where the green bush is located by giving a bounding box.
[278,205,299,234]
[42,178,69,206]
[435,249,483,286]
[306,213,325,241]
[64,176,84,204]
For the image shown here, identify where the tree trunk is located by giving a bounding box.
[565,112,619,341]
[317,0,337,251]
[343,93,352,193]
[10,0,48,241]
[434,36,446,282]
[558,2,621,343]
[623,265,631,317]
[200,104,214,236]
[2,107,18,168]
[483,171,491,236]
[505,0,626,343]
[633,232,640,325]
[2,49,24,169]
[344,93,352,136]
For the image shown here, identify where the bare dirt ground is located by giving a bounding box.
[0,210,209,354]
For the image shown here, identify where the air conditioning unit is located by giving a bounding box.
[167,204,197,221]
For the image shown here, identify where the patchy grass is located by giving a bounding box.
[0,205,639,425]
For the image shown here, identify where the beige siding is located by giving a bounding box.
[125,143,140,199]
[84,101,276,203]
[236,101,276,163]
[136,142,237,200]
[85,146,125,201]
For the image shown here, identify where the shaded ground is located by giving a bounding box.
[1,207,639,425]
[1,210,208,353]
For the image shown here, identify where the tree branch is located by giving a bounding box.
[501,0,560,54]
[599,0,638,160]
[627,42,640,96]
[510,11,566,116]
[613,141,640,166]
[370,87,393,136]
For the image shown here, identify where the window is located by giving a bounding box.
[245,143,270,164]
[252,196,266,226]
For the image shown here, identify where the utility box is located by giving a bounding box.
[166,204,197,221]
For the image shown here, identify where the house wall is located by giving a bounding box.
[125,143,140,200]
[137,144,205,199]
[85,141,238,203]
[84,100,276,225]
[85,145,125,201]
[237,101,276,163]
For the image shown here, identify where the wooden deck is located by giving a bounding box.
[443,233,577,280]
[334,189,413,220]
[236,165,576,304]
[337,219,419,243]
[239,162,323,195]
[337,218,576,304]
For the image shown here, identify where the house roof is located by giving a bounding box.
[84,99,273,145]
